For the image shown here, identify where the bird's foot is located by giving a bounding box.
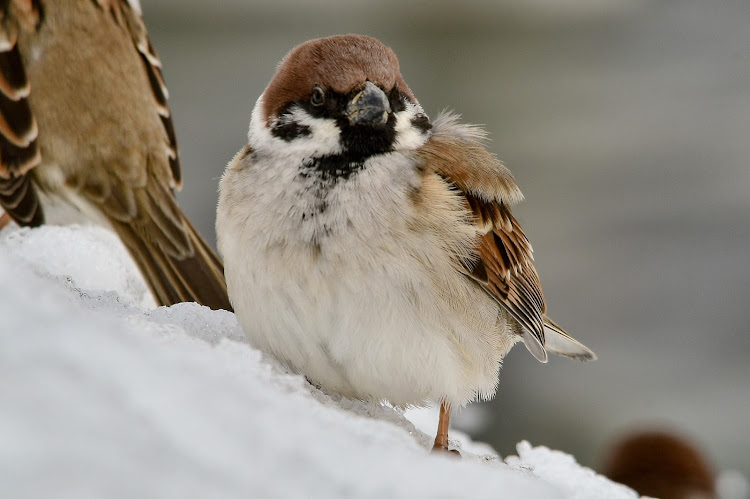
[431,442,461,458]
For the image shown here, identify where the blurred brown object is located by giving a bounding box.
[602,430,717,499]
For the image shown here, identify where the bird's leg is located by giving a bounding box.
[0,211,10,230]
[432,401,460,456]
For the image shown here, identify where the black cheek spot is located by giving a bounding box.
[410,114,432,134]
[271,121,312,142]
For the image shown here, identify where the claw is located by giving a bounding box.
[431,443,461,458]
[431,401,461,457]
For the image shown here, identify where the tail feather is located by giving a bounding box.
[115,217,232,311]
[542,316,596,361]
[116,220,197,306]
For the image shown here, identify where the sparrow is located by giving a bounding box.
[216,34,595,453]
[602,431,717,499]
[0,0,231,310]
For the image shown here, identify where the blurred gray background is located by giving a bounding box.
[142,0,750,476]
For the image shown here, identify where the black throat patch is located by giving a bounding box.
[299,154,368,183]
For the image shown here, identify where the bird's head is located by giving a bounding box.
[249,35,432,172]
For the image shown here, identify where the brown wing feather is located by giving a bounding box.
[0,0,229,310]
[474,198,546,345]
[418,112,524,206]
[96,0,181,188]
[136,35,181,187]
[114,215,228,310]
[88,1,229,309]
[0,0,42,225]
[420,112,595,362]
[420,112,547,356]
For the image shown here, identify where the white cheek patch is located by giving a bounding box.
[248,95,429,172]
[248,97,343,160]
[291,109,343,156]
[393,102,431,151]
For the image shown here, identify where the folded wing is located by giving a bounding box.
[419,112,594,362]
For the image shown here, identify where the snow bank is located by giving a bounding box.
[0,224,639,498]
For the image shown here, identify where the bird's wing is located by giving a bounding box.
[0,0,43,225]
[0,0,180,227]
[94,0,182,187]
[82,0,230,309]
[420,112,595,362]
[418,112,549,362]
[0,1,230,310]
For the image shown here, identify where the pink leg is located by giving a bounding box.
[0,211,11,230]
[431,401,460,456]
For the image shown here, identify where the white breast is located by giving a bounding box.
[218,142,517,408]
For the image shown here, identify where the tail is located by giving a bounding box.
[115,216,232,311]
[541,316,597,361]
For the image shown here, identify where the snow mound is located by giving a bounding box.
[1,224,154,308]
[0,224,639,498]
[507,442,638,499]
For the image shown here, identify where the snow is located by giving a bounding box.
[507,442,637,499]
[1,225,155,308]
[0,224,641,498]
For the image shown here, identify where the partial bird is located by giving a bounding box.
[0,0,231,310]
[602,430,717,499]
[216,35,594,453]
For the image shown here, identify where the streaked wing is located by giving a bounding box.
[419,112,548,361]
[96,0,181,188]
[90,0,229,309]
[468,195,547,360]
[0,0,43,225]
[0,0,230,309]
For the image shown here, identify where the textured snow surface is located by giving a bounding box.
[0,224,639,498]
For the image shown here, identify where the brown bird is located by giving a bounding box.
[602,430,718,499]
[0,0,230,310]
[216,35,595,453]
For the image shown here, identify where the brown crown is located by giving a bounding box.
[261,35,415,124]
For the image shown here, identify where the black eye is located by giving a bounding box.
[310,86,325,106]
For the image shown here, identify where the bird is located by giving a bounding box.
[602,430,717,499]
[0,0,231,310]
[216,34,595,453]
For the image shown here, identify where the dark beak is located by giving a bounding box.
[346,81,391,126]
